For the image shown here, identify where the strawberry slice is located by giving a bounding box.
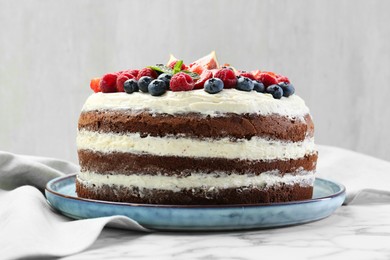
[258,72,278,87]
[90,77,101,93]
[277,75,290,83]
[252,70,262,81]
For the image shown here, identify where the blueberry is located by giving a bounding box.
[204,78,224,94]
[266,84,283,99]
[236,76,254,91]
[138,76,153,92]
[253,80,265,93]
[148,79,167,96]
[157,73,172,88]
[278,82,295,97]
[123,78,139,94]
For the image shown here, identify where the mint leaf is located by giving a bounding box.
[148,64,173,75]
[173,60,183,74]
[182,70,200,80]
[149,61,200,80]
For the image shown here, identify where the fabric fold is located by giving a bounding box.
[0,151,79,191]
[0,186,150,259]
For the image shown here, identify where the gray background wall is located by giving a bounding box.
[1,0,389,163]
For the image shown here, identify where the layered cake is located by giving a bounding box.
[76,52,317,205]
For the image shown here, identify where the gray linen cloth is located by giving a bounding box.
[1,145,390,259]
[0,151,149,260]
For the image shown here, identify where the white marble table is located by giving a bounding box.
[59,203,390,260]
[58,145,390,260]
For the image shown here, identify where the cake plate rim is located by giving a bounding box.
[45,173,346,231]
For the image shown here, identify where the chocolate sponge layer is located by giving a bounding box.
[78,150,317,176]
[78,111,314,142]
[75,179,313,205]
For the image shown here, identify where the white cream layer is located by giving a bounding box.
[77,171,315,191]
[77,130,316,160]
[82,90,310,118]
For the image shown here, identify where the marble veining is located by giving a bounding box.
[60,204,390,260]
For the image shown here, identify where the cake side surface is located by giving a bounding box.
[76,89,317,204]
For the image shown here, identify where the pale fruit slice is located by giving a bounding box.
[166,54,178,66]
[251,70,262,81]
[166,54,187,70]
[188,51,219,75]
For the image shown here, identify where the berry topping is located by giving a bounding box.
[253,80,265,93]
[99,73,118,93]
[167,54,188,71]
[138,76,153,92]
[168,60,187,71]
[258,72,278,87]
[136,68,158,81]
[170,72,195,91]
[237,71,255,80]
[188,51,219,75]
[148,79,167,96]
[204,78,224,94]
[157,73,172,88]
[214,68,237,89]
[266,85,283,99]
[123,78,139,94]
[116,73,134,92]
[194,70,213,89]
[278,82,295,97]
[251,70,262,80]
[236,77,254,92]
[89,52,296,98]
[277,75,290,84]
[124,69,139,78]
[90,77,101,93]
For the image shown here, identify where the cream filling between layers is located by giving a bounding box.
[77,171,315,191]
[81,90,310,119]
[77,130,316,160]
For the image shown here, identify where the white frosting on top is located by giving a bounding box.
[81,89,310,118]
[77,170,315,191]
[77,130,316,161]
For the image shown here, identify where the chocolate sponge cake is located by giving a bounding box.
[76,52,317,205]
[76,88,317,205]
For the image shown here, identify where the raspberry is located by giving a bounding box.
[99,73,118,93]
[170,72,194,91]
[116,73,135,92]
[277,75,290,84]
[168,61,187,70]
[194,70,213,89]
[258,72,278,87]
[124,69,139,78]
[90,77,101,93]
[237,71,255,80]
[214,68,237,89]
[136,68,158,81]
